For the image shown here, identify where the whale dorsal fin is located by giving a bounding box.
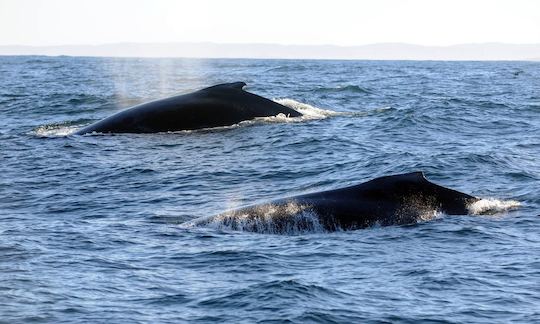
[225,82,247,90]
[360,171,428,189]
[401,171,427,183]
[203,82,246,92]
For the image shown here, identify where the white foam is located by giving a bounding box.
[182,201,327,234]
[273,98,342,120]
[467,198,521,215]
[32,123,79,137]
[417,210,444,222]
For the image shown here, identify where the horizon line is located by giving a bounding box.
[2,42,540,61]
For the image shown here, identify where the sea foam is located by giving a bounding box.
[468,198,521,215]
[182,202,327,235]
[32,123,80,137]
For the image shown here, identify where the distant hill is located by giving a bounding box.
[1,42,540,61]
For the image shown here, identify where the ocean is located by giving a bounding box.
[1,56,539,323]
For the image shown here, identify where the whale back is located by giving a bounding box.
[290,172,478,229]
[75,82,301,134]
[192,172,480,233]
[346,172,476,215]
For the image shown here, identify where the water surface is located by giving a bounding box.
[1,56,539,323]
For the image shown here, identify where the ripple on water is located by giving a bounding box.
[0,57,539,323]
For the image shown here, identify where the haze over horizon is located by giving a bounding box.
[2,41,540,61]
[1,0,539,60]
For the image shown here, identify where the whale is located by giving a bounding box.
[75,82,302,134]
[187,172,480,233]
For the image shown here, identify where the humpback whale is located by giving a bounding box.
[187,172,480,233]
[75,82,301,134]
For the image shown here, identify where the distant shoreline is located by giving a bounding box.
[1,42,540,61]
[1,54,539,63]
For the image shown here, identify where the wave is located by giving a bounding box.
[266,65,308,72]
[197,279,349,309]
[467,198,521,215]
[314,85,372,94]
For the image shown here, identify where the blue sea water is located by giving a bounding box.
[1,56,539,323]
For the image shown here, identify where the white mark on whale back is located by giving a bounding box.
[467,198,521,215]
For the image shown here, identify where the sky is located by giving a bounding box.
[1,0,539,47]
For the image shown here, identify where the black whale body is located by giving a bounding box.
[75,82,301,134]
[189,172,479,233]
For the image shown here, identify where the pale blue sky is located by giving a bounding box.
[1,0,539,46]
